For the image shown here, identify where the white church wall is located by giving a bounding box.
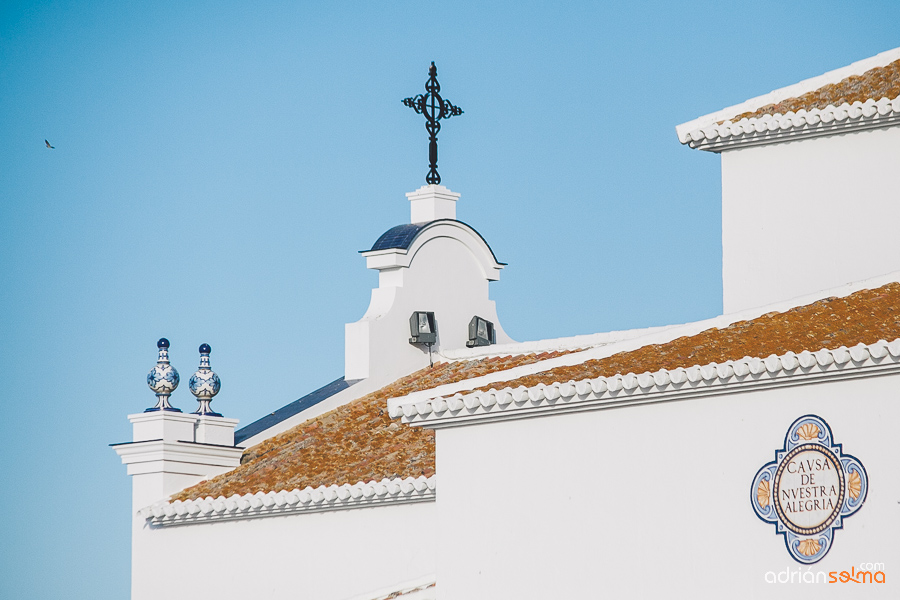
[434,373,899,599]
[131,501,436,600]
[721,125,900,313]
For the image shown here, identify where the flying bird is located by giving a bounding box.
[45,139,55,149]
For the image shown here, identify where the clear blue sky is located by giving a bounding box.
[2,1,898,598]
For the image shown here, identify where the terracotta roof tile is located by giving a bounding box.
[473,283,900,393]
[171,351,574,501]
[728,58,900,123]
[173,284,900,502]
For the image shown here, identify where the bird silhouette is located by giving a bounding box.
[45,139,55,149]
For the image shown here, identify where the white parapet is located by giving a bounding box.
[112,410,243,510]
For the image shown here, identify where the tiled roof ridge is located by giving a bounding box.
[682,95,900,151]
[438,324,674,361]
[403,346,631,409]
[388,282,900,420]
[388,278,900,414]
[390,339,900,427]
[676,46,900,144]
[143,475,436,527]
[725,57,900,123]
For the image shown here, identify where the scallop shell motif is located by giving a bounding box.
[797,538,821,557]
[848,470,862,500]
[797,423,820,441]
[756,479,770,508]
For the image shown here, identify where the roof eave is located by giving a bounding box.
[676,46,900,145]
[685,102,900,152]
[393,339,900,429]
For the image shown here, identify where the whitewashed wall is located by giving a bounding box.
[434,374,899,599]
[131,501,435,600]
[721,126,900,313]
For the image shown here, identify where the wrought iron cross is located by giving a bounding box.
[403,62,463,185]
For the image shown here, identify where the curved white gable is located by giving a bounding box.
[345,186,511,382]
[361,219,504,282]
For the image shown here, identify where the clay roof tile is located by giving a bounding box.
[727,58,900,122]
[171,350,573,501]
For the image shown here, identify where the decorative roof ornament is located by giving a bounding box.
[189,343,222,417]
[146,338,181,412]
[403,61,463,185]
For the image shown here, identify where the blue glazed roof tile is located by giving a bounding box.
[363,219,505,265]
[367,223,431,252]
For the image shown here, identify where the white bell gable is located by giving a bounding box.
[345,185,510,382]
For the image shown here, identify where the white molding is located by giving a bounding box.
[360,220,504,281]
[127,411,201,426]
[676,46,900,143]
[683,96,900,152]
[113,439,244,476]
[141,475,436,527]
[390,340,900,428]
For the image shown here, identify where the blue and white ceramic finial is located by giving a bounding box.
[146,338,181,412]
[189,343,222,416]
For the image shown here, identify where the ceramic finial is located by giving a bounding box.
[146,338,181,412]
[189,343,222,416]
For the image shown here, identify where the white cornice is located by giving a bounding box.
[113,439,244,476]
[682,96,900,152]
[141,475,436,527]
[389,340,900,429]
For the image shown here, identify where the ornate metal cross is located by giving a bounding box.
[403,62,463,185]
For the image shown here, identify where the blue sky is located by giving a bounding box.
[2,1,899,598]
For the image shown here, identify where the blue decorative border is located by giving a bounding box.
[750,415,868,564]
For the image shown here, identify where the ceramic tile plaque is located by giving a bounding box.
[751,415,867,563]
